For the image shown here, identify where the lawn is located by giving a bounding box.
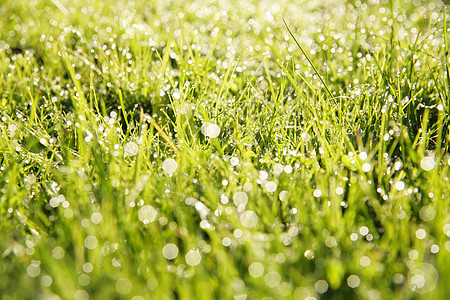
[0,0,449,299]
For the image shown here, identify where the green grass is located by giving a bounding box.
[1,0,450,299]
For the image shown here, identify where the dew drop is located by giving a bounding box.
[138,205,158,224]
[347,275,361,288]
[205,123,220,138]
[52,246,65,260]
[359,152,368,160]
[222,237,232,247]
[84,236,98,250]
[302,132,311,142]
[230,157,239,166]
[172,92,181,100]
[41,275,52,287]
[360,256,371,267]
[124,142,139,156]
[395,181,405,191]
[408,263,438,294]
[240,211,258,228]
[273,163,284,175]
[162,158,178,174]
[419,206,435,222]
[25,174,36,184]
[233,192,248,206]
[421,157,435,171]
[265,271,281,288]
[248,262,264,278]
[116,278,132,295]
[90,212,103,224]
[74,290,89,300]
[362,163,372,172]
[83,263,94,273]
[26,263,40,278]
[265,181,277,193]
[162,243,179,260]
[315,280,329,294]
[279,190,288,201]
[416,229,427,240]
[185,250,201,266]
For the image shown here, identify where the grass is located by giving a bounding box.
[0,0,449,299]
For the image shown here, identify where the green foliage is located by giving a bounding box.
[0,0,449,299]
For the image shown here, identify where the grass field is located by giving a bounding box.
[1,0,450,299]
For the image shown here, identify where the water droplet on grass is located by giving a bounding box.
[230,157,239,166]
[265,181,277,193]
[362,163,372,172]
[279,190,288,201]
[138,205,158,224]
[116,278,132,294]
[40,275,52,287]
[124,141,139,156]
[26,263,40,277]
[25,174,36,184]
[360,256,371,267]
[408,263,438,294]
[416,229,427,240]
[205,123,220,138]
[162,243,179,260]
[419,206,435,222]
[8,124,17,132]
[302,132,311,142]
[273,163,284,174]
[52,246,65,259]
[172,92,181,100]
[284,165,293,174]
[359,152,368,160]
[393,273,405,285]
[347,275,361,288]
[240,211,258,228]
[304,250,314,260]
[395,181,405,191]
[243,182,252,192]
[90,212,102,224]
[74,290,89,300]
[233,192,248,206]
[359,226,369,236]
[83,263,93,273]
[248,262,264,278]
[325,236,337,247]
[265,271,281,288]
[185,250,201,266]
[84,236,98,249]
[315,280,329,294]
[233,229,243,238]
[430,245,440,254]
[421,157,435,171]
[259,170,268,180]
[222,237,231,247]
[162,158,178,174]
[409,250,419,260]
[49,198,59,208]
[78,274,90,286]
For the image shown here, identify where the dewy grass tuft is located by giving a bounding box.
[0,0,449,299]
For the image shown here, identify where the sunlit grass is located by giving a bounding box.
[1,0,450,299]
